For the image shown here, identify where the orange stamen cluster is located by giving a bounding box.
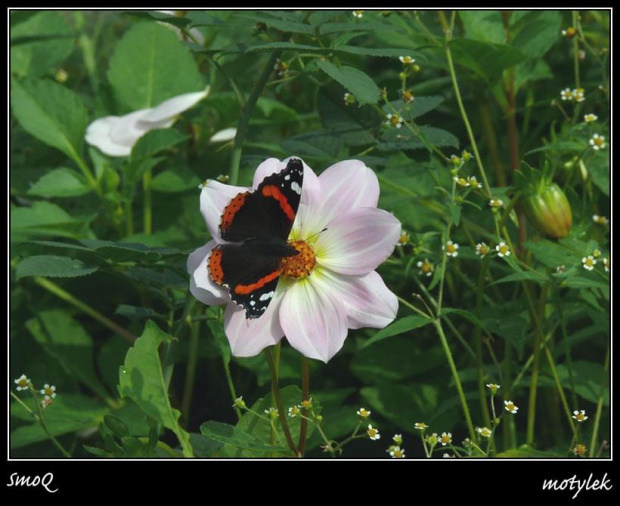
[280,240,316,279]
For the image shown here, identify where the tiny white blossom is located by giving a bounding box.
[439,432,452,446]
[584,113,598,123]
[14,374,32,391]
[288,405,301,418]
[417,258,434,277]
[444,240,459,258]
[414,422,428,431]
[477,427,492,438]
[357,407,371,419]
[504,400,519,414]
[40,384,57,399]
[393,434,403,445]
[603,258,609,272]
[352,10,364,18]
[233,396,246,409]
[367,424,381,440]
[582,256,596,271]
[573,88,585,102]
[572,410,588,422]
[399,56,415,65]
[476,243,490,258]
[489,198,504,208]
[386,113,404,128]
[592,214,609,225]
[496,242,511,258]
[589,133,606,150]
[389,446,405,458]
[560,88,573,101]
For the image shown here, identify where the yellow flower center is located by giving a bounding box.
[594,137,604,147]
[421,262,433,274]
[402,90,414,103]
[390,115,402,126]
[478,244,489,255]
[446,244,456,254]
[280,240,316,279]
[506,403,515,411]
[574,444,586,456]
[18,379,28,388]
[585,257,594,267]
[499,245,509,255]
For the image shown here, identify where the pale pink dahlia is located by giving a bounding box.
[187,158,400,363]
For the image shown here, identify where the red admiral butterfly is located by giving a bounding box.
[208,158,304,318]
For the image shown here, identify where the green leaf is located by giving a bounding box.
[495,444,564,458]
[510,11,561,58]
[459,10,505,43]
[480,305,527,359]
[320,22,398,35]
[363,315,433,347]
[79,239,183,263]
[281,130,343,160]
[200,421,288,453]
[449,38,527,82]
[236,13,314,35]
[441,308,487,331]
[97,335,132,395]
[104,415,130,438]
[334,46,424,59]
[316,60,380,105]
[525,240,579,269]
[11,202,96,243]
[352,340,445,382]
[125,10,192,28]
[25,310,109,399]
[588,151,610,197]
[383,96,444,122]
[377,125,459,152]
[557,360,609,407]
[11,78,88,163]
[524,142,585,156]
[119,321,192,456]
[10,394,108,450]
[108,22,205,112]
[10,11,74,78]
[206,308,231,364]
[130,129,190,162]
[115,305,167,322]
[318,89,376,146]
[26,167,92,198]
[15,255,99,280]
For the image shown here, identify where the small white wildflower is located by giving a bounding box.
[560,88,574,101]
[399,56,415,65]
[40,384,57,399]
[14,374,32,391]
[414,422,428,431]
[476,242,490,258]
[367,424,381,440]
[439,432,452,446]
[582,255,596,271]
[504,400,519,414]
[233,396,246,409]
[572,410,588,423]
[496,242,511,258]
[389,446,405,458]
[603,257,609,272]
[444,240,459,258]
[357,407,371,419]
[589,133,606,150]
[385,113,404,128]
[592,214,609,225]
[584,113,598,123]
[489,198,504,208]
[393,434,403,445]
[417,258,434,277]
[573,88,585,103]
[264,407,279,419]
[288,405,301,418]
[467,175,482,188]
[486,383,500,394]
[352,10,364,18]
[477,427,492,438]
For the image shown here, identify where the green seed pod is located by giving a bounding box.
[523,182,572,238]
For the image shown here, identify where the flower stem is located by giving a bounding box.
[432,319,476,441]
[228,50,282,185]
[439,11,492,196]
[297,356,310,456]
[264,347,297,455]
[181,307,202,426]
[11,391,72,458]
[33,276,137,343]
[589,344,610,457]
[143,170,153,235]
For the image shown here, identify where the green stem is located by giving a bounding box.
[433,319,476,440]
[264,347,297,455]
[224,359,242,421]
[589,344,610,457]
[439,12,491,196]
[297,356,310,456]
[11,391,72,458]
[474,256,492,429]
[181,308,202,426]
[572,11,581,89]
[143,170,153,235]
[543,346,576,436]
[228,50,282,185]
[33,277,136,343]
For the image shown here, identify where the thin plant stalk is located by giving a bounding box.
[589,345,610,457]
[297,356,310,456]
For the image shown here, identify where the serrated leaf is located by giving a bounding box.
[119,321,193,457]
[10,11,74,78]
[11,78,88,164]
[130,129,189,163]
[281,130,343,160]
[236,13,314,35]
[108,22,205,112]
[11,202,96,243]
[510,10,561,58]
[334,46,424,59]
[459,10,505,43]
[449,38,527,82]
[383,95,444,121]
[316,60,380,105]
[26,167,92,198]
[15,255,99,280]
[588,151,610,197]
[363,315,433,347]
[104,415,130,438]
[320,22,397,35]
[200,421,288,453]
[377,125,459,152]
[318,93,376,146]
[25,310,109,399]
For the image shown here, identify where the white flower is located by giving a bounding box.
[496,242,511,258]
[367,424,381,440]
[357,407,371,419]
[399,56,415,65]
[486,383,500,394]
[14,374,31,391]
[414,422,428,431]
[477,427,492,438]
[573,88,585,103]
[389,446,405,458]
[572,410,588,422]
[209,127,237,143]
[582,255,596,271]
[439,432,452,446]
[386,113,404,128]
[156,10,206,45]
[353,10,364,18]
[288,406,300,418]
[417,258,434,277]
[589,133,606,150]
[40,384,57,399]
[489,198,504,208]
[264,407,278,419]
[476,243,490,258]
[603,258,609,272]
[233,396,246,409]
[560,88,573,101]
[592,215,609,225]
[504,400,519,414]
[393,434,403,445]
[86,87,210,157]
[444,240,459,258]
[584,113,598,123]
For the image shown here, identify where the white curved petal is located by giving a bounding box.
[319,269,398,329]
[319,160,380,225]
[279,276,348,363]
[209,127,237,143]
[251,158,283,188]
[107,108,156,146]
[224,288,284,357]
[85,116,132,157]
[189,241,230,306]
[199,180,251,242]
[141,88,210,124]
[315,207,401,275]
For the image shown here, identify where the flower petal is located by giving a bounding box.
[108,108,159,146]
[85,116,132,157]
[279,276,348,363]
[200,180,251,241]
[319,269,398,329]
[141,88,210,123]
[188,241,230,305]
[209,127,237,143]
[319,160,379,225]
[224,288,284,357]
[315,207,401,275]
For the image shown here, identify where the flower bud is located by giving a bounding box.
[523,182,572,238]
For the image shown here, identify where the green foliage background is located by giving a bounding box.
[10,9,610,459]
